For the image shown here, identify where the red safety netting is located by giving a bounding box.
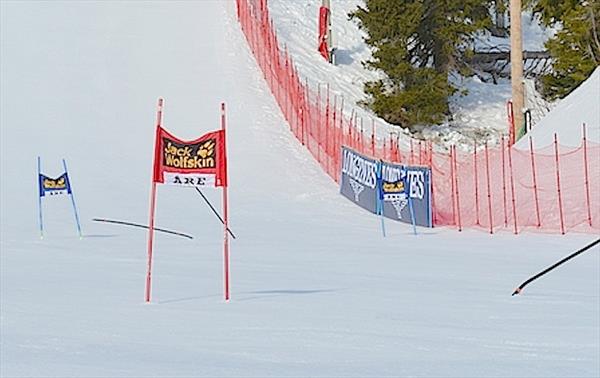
[236,0,599,234]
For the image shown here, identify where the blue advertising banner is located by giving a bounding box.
[340,146,432,227]
[340,147,378,214]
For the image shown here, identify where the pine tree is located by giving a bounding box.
[350,0,492,129]
[527,0,599,100]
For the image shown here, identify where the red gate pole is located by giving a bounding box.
[529,136,541,227]
[554,133,565,234]
[583,124,592,226]
[145,97,164,303]
[452,146,462,232]
[410,139,414,165]
[507,142,519,234]
[484,142,494,233]
[501,136,508,227]
[474,140,480,226]
[221,102,231,301]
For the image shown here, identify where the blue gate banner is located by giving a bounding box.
[340,146,432,227]
[39,172,72,197]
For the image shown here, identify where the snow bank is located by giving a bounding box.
[516,67,600,149]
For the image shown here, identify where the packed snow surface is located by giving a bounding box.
[1,1,599,377]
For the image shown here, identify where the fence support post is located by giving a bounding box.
[429,141,436,226]
[452,146,462,232]
[508,143,519,234]
[583,124,592,227]
[529,136,541,227]
[485,142,493,234]
[501,136,508,227]
[474,140,480,226]
[554,133,565,234]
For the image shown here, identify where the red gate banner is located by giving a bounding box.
[152,126,227,187]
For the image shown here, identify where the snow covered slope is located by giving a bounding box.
[516,67,600,149]
[1,1,599,377]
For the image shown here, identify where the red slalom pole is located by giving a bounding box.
[221,102,231,301]
[145,98,164,303]
[554,134,565,234]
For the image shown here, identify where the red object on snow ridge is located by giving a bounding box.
[318,6,330,61]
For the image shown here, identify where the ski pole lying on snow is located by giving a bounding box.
[194,187,237,239]
[512,238,600,296]
[92,218,194,240]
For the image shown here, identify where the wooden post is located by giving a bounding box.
[510,0,525,140]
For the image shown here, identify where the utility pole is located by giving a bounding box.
[510,0,525,141]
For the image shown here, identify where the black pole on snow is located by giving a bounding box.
[92,218,194,240]
[194,187,237,239]
[512,238,600,296]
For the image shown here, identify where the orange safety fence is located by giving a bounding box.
[236,0,599,234]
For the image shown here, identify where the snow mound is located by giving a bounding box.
[516,67,600,149]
